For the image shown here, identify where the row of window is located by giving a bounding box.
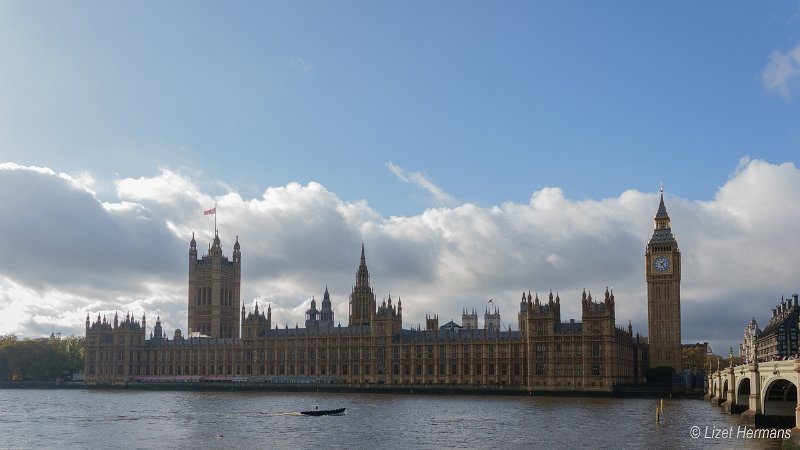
[91,340,621,364]
[90,361,615,382]
[90,361,526,378]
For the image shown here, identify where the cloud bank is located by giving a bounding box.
[1,159,798,355]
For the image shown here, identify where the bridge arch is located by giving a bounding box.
[736,377,749,406]
[762,377,797,417]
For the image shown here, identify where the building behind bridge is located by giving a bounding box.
[750,294,800,362]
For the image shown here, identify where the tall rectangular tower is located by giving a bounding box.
[645,190,682,372]
[188,232,241,338]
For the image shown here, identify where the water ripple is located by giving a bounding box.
[0,390,786,449]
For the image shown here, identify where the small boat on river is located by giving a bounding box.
[300,406,346,416]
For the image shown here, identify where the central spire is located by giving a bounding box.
[350,242,376,327]
[356,242,370,287]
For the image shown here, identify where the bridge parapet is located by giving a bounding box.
[708,359,800,433]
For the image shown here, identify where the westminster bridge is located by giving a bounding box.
[708,359,800,428]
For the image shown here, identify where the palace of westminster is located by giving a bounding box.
[85,193,683,392]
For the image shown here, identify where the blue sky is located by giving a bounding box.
[1,2,799,355]
[3,1,798,212]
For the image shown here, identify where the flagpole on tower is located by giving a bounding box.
[203,204,217,240]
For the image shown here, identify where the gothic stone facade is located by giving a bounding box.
[86,197,679,391]
[645,190,682,372]
[86,245,645,391]
[187,231,241,339]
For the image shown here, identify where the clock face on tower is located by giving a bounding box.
[653,255,670,272]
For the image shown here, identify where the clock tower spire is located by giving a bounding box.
[646,187,682,373]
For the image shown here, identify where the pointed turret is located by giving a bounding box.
[319,286,334,329]
[655,186,669,220]
[152,315,162,340]
[306,296,320,329]
[356,242,370,287]
[189,232,197,262]
[213,229,221,249]
[349,243,376,327]
[649,186,676,245]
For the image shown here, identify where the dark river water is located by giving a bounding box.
[0,389,787,449]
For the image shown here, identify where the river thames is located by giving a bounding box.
[0,389,787,449]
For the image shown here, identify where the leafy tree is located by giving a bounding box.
[683,345,709,372]
[0,334,84,381]
[61,336,85,374]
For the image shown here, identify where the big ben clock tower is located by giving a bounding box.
[646,187,682,372]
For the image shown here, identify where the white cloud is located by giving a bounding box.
[0,162,98,197]
[289,57,313,73]
[761,43,800,99]
[1,159,799,356]
[116,167,207,205]
[386,162,457,206]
